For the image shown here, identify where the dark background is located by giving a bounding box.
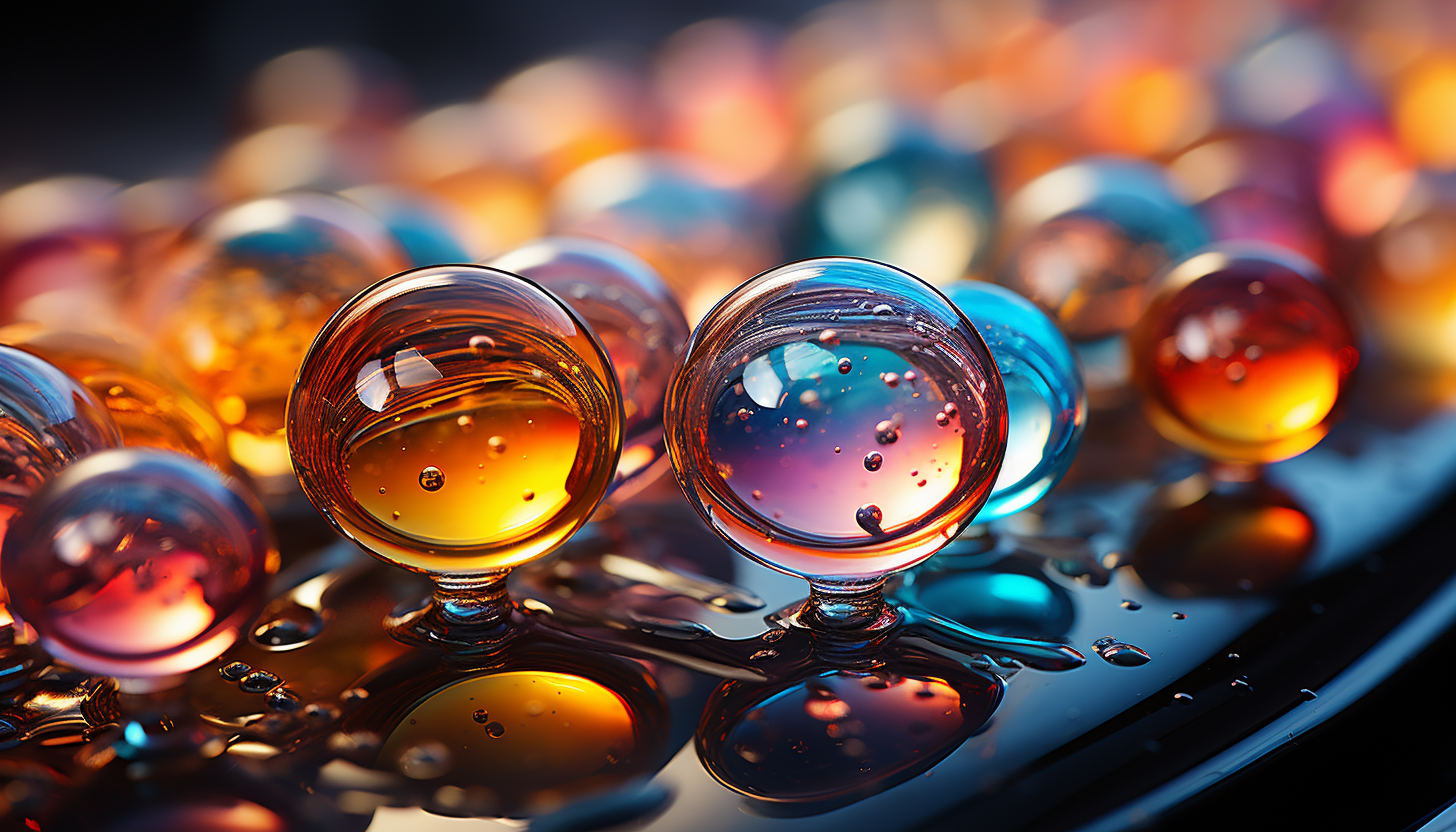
[0,0,825,186]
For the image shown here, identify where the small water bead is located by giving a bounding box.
[935,412,950,427]
[240,671,282,694]
[882,372,900,388]
[0,450,275,680]
[795,419,809,430]
[472,709,489,724]
[1172,612,1187,620]
[942,282,1087,523]
[419,466,445,492]
[469,335,496,351]
[819,330,840,346]
[287,265,622,576]
[1120,599,1143,611]
[838,358,853,374]
[1173,692,1194,704]
[856,504,884,535]
[864,452,883,472]
[1092,637,1151,667]
[456,415,475,432]
[1130,244,1358,463]
[220,662,252,681]
[490,238,691,501]
[666,257,1006,581]
[485,722,506,738]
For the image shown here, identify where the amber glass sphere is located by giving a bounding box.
[1130,244,1358,463]
[287,265,623,576]
[0,449,275,681]
[136,192,408,491]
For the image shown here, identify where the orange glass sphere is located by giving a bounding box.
[1130,244,1358,463]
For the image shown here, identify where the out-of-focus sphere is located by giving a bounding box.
[137,192,408,493]
[0,325,233,472]
[1129,244,1358,464]
[942,281,1085,521]
[793,129,996,287]
[490,237,690,501]
[666,257,1007,583]
[0,234,124,328]
[287,265,623,576]
[1358,199,1456,370]
[999,157,1208,343]
[0,449,275,680]
[340,185,478,267]
[0,344,122,520]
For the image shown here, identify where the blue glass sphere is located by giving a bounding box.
[999,156,1208,343]
[942,281,1085,522]
[792,129,996,287]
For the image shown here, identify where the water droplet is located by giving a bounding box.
[833,446,841,454]
[1300,688,1317,701]
[1120,599,1142,611]
[392,511,401,520]
[864,452,883,472]
[1231,676,1253,694]
[750,649,778,660]
[485,722,505,738]
[737,408,752,421]
[838,358,853,374]
[398,740,453,779]
[472,709,489,724]
[881,372,900,388]
[419,466,445,491]
[1225,362,1246,383]
[220,662,251,681]
[872,303,894,316]
[253,612,322,648]
[1172,612,1187,620]
[762,628,786,642]
[751,489,763,501]
[487,435,507,455]
[903,370,917,382]
[469,334,496,351]
[340,688,370,703]
[856,504,884,534]
[935,411,950,426]
[378,486,387,495]
[1092,637,1151,667]
[818,329,840,346]
[522,489,535,501]
[239,671,282,694]
[267,687,303,712]
[875,417,902,445]
[796,418,809,430]
[1173,692,1193,704]
[456,415,475,432]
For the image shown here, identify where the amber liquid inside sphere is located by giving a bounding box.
[288,265,623,576]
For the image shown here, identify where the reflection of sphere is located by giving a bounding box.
[1,449,275,680]
[1129,244,1358,463]
[999,157,1207,343]
[697,662,1001,805]
[666,257,1006,583]
[0,344,121,514]
[345,645,669,817]
[792,134,996,286]
[942,281,1084,521]
[138,192,407,492]
[491,237,689,501]
[288,265,622,576]
[1358,200,1456,370]
[1,326,232,472]
[1133,481,1316,597]
[900,558,1075,642]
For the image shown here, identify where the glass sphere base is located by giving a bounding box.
[384,571,520,656]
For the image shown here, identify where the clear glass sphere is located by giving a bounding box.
[490,237,690,501]
[1129,243,1358,463]
[0,449,276,680]
[0,344,122,521]
[999,156,1208,343]
[941,281,1086,521]
[287,264,623,576]
[135,191,408,491]
[665,257,1007,585]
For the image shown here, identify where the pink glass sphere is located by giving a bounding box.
[1,449,277,681]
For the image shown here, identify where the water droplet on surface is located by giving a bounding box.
[522,489,535,501]
[1120,599,1142,611]
[864,452,883,472]
[239,671,282,694]
[456,414,475,432]
[419,466,445,491]
[874,417,902,445]
[487,435,507,455]
[472,709,489,724]
[935,411,950,426]
[751,489,763,500]
[1092,637,1151,667]
[220,662,251,681]
[737,408,752,421]
[1172,612,1186,620]
[856,504,884,534]
[1173,692,1193,704]
[882,372,900,388]
[796,418,809,430]
[378,486,387,494]
[819,330,840,346]
[469,334,496,351]
[838,357,853,374]
[485,721,506,738]
[872,304,894,316]
[751,649,778,661]
[267,687,302,712]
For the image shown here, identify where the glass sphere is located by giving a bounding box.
[1357,198,1456,370]
[287,264,623,576]
[135,191,408,492]
[665,257,1007,584]
[0,449,276,680]
[792,131,996,287]
[0,344,121,519]
[999,156,1208,343]
[942,281,1085,521]
[0,325,232,472]
[1129,244,1358,463]
[340,184,477,267]
[490,237,690,501]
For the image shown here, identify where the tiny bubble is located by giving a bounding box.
[522,489,535,501]
[419,466,445,491]
[472,709,489,723]
[838,358,853,374]
[864,452,883,472]
[1172,612,1186,620]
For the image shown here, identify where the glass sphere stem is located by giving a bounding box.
[112,684,220,761]
[804,578,891,630]
[430,570,512,628]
